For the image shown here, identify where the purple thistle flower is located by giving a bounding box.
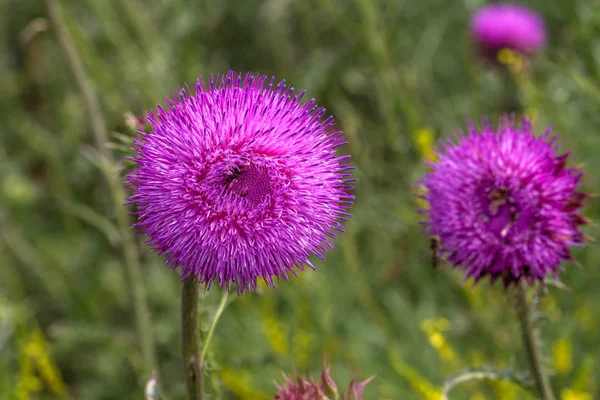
[471,3,546,58]
[127,71,354,294]
[421,116,587,286]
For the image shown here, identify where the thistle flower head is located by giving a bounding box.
[421,116,587,286]
[127,71,354,293]
[471,3,546,58]
[274,365,372,400]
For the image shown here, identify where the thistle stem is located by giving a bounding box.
[181,278,204,400]
[515,281,556,400]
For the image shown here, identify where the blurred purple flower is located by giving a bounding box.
[274,364,372,400]
[127,71,354,294]
[421,116,587,286]
[471,3,546,58]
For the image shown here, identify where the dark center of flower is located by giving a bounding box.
[478,186,534,239]
[224,163,273,204]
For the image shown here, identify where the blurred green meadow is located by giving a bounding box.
[1,0,600,399]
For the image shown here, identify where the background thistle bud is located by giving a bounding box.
[274,365,372,400]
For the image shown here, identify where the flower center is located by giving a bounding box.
[478,186,534,239]
[224,163,273,204]
[486,187,517,237]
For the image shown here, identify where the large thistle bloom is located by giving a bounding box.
[127,71,354,293]
[471,3,546,59]
[421,117,587,286]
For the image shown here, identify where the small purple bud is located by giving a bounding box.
[471,3,546,60]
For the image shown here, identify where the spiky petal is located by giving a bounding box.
[342,376,374,400]
[421,116,587,286]
[127,71,354,294]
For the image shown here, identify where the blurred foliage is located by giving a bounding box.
[1,0,600,399]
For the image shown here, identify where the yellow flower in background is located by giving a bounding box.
[553,338,573,374]
[561,389,593,400]
[15,328,69,400]
[15,348,41,400]
[421,318,456,364]
[413,128,438,162]
[16,335,44,400]
[27,331,69,397]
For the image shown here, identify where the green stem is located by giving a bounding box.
[181,278,204,400]
[515,281,556,400]
[200,291,230,364]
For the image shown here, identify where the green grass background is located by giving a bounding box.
[1,0,599,399]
